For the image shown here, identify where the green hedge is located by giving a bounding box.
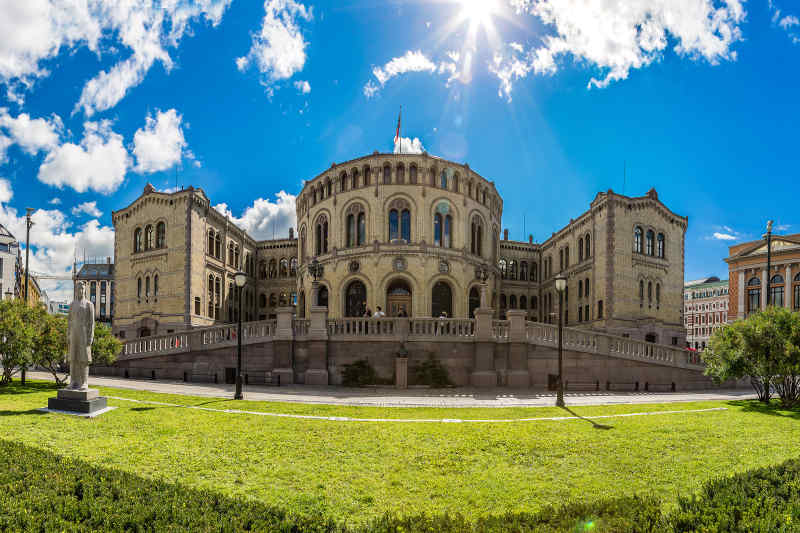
[2,438,800,532]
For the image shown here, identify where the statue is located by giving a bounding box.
[67,281,94,390]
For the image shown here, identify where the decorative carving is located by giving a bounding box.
[388,198,410,211]
[349,260,360,273]
[393,257,407,272]
[439,260,450,274]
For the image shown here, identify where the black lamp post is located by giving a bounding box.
[474,263,489,283]
[308,257,324,281]
[554,273,567,407]
[765,220,773,307]
[24,208,34,304]
[233,271,247,400]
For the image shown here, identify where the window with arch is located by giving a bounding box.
[520,261,528,281]
[259,293,267,308]
[279,258,289,277]
[134,228,142,253]
[657,233,665,258]
[656,283,660,306]
[585,234,590,259]
[584,278,589,297]
[214,278,220,319]
[639,280,644,306]
[396,164,405,184]
[268,259,277,279]
[153,274,159,299]
[290,257,298,276]
[646,230,655,255]
[470,216,484,257]
[508,260,517,280]
[145,276,151,299]
[578,238,584,262]
[137,277,142,301]
[215,232,221,259]
[634,226,643,253]
[299,226,306,263]
[499,259,507,279]
[770,274,785,307]
[410,165,418,184]
[532,262,538,281]
[228,242,234,265]
[315,215,329,255]
[346,204,366,247]
[648,281,653,304]
[340,172,347,192]
[440,169,448,189]
[269,293,277,307]
[509,294,517,309]
[578,279,583,298]
[207,230,214,255]
[383,164,391,184]
[234,245,240,269]
[364,166,371,186]
[207,275,214,317]
[351,170,358,189]
[500,294,507,309]
[144,225,154,250]
[326,180,332,197]
[453,174,459,192]
[434,211,453,248]
[156,222,166,248]
[520,295,527,310]
[388,199,411,242]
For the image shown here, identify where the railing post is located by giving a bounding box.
[305,305,329,385]
[471,306,497,387]
[506,310,529,387]
[273,307,296,385]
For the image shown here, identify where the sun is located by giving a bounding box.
[459,0,499,27]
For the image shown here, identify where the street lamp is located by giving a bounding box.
[308,257,324,281]
[554,273,567,408]
[233,271,247,400]
[765,220,774,307]
[474,263,489,283]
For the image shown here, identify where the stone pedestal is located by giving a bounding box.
[304,368,329,386]
[272,368,294,386]
[471,307,497,387]
[48,388,107,414]
[395,357,408,389]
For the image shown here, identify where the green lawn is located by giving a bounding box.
[1,380,799,526]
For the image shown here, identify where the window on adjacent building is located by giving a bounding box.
[657,233,664,258]
[646,230,654,256]
[634,227,642,253]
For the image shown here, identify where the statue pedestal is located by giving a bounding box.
[47,388,108,415]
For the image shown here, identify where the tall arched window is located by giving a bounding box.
[326,180,332,197]
[214,232,221,258]
[290,258,298,276]
[340,172,347,192]
[499,259,507,279]
[396,164,405,184]
[388,200,411,242]
[267,259,276,278]
[584,278,589,297]
[214,278,220,319]
[156,222,166,248]
[648,281,653,304]
[137,277,142,301]
[657,233,665,258]
[234,245,240,268]
[440,169,448,189]
[634,226,643,253]
[471,216,483,257]
[279,258,289,277]
[532,262,538,281]
[508,260,517,280]
[578,238,584,262]
[144,225,154,250]
[269,293,277,307]
[410,165,417,184]
[358,212,366,245]
[145,276,151,299]
[656,283,660,306]
[351,170,358,189]
[363,166,371,186]
[434,213,442,246]
[389,210,399,240]
[509,295,517,309]
[207,230,214,255]
[401,209,410,241]
[134,228,142,253]
[432,281,452,317]
[444,214,452,247]
[153,274,159,298]
[520,261,528,281]
[578,279,583,298]
[300,226,306,263]
[770,275,785,307]
[646,230,655,256]
[208,274,214,317]
[315,216,328,254]
[346,213,356,247]
[585,234,590,259]
[639,280,644,306]
[383,164,391,184]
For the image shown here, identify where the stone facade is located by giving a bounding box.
[75,259,115,324]
[683,277,729,350]
[725,232,800,319]
[0,222,20,300]
[113,154,686,346]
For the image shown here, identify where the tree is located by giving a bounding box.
[704,307,800,406]
[32,309,68,386]
[91,323,122,367]
[0,299,37,385]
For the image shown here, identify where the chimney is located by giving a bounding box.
[503,229,508,241]
[529,235,533,244]
[289,227,294,239]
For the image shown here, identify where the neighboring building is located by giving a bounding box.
[725,232,800,319]
[0,223,20,300]
[75,258,115,324]
[19,269,42,306]
[48,300,70,315]
[113,153,687,345]
[683,276,729,350]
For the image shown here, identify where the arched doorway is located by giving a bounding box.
[468,287,480,318]
[432,281,453,317]
[345,280,367,317]
[317,286,328,308]
[386,279,412,317]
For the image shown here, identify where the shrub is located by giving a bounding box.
[412,356,451,387]
[341,359,377,387]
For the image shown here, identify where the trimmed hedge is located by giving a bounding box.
[2,438,800,532]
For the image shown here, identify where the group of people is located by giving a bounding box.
[357,302,448,319]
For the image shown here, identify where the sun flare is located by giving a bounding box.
[460,0,499,26]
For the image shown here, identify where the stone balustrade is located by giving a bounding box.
[122,332,190,358]
[292,318,309,337]
[492,320,510,341]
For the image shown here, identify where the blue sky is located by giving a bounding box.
[0,0,797,300]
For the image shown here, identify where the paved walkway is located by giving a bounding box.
[26,371,755,407]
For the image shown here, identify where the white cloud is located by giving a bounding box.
[0,108,62,155]
[237,0,313,96]
[38,120,130,194]
[71,201,102,218]
[213,191,297,240]
[394,137,425,154]
[293,80,311,93]
[495,0,746,100]
[0,182,114,301]
[775,223,792,232]
[712,232,737,241]
[0,134,10,164]
[364,50,437,97]
[48,197,60,205]
[133,108,187,173]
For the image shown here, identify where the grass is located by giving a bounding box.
[1,380,799,526]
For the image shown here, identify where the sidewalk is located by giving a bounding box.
[24,371,755,407]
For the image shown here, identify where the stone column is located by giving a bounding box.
[471,306,497,387]
[786,265,792,308]
[304,305,329,385]
[506,309,529,387]
[737,270,745,320]
[272,306,295,385]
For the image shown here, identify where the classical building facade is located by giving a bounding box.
[113,153,687,345]
[683,276,729,350]
[726,232,800,319]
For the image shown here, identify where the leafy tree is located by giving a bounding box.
[91,323,122,367]
[0,299,37,385]
[704,307,800,406]
[32,309,68,386]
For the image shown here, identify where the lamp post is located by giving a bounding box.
[24,208,34,303]
[474,263,489,309]
[233,271,247,400]
[554,273,567,407]
[765,220,774,307]
[308,257,324,308]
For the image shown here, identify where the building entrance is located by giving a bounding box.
[387,280,412,317]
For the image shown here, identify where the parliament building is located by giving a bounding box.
[112,152,688,346]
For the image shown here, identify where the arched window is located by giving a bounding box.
[770,275,785,307]
[228,242,234,265]
[279,258,289,277]
[153,274,159,298]
[500,294,507,308]
[471,216,483,257]
[208,275,214,317]
[259,293,267,308]
[156,222,166,248]
[389,210,399,240]
[300,226,306,263]
[234,245,240,269]
[346,214,356,247]
[499,259,507,279]
[383,164,391,184]
[214,278,220,319]
[585,234,590,259]
[396,164,405,184]
[578,279,583,298]
[315,216,328,255]
[520,261,528,281]
[358,212,366,245]
[318,285,328,307]
[345,280,367,317]
[648,281,653,303]
[340,172,347,192]
[656,283,660,306]
[508,260,517,280]
[444,214,452,248]
[290,258,298,277]
[145,276,150,299]
[657,233,665,258]
[207,230,214,255]
[520,295,527,310]
[400,210,410,241]
[410,165,417,184]
[639,280,644,306]
[134,228,142,253]
[578,238,584,262]
[440,169,448,189]
[351,170,358,189]
[137,277,142,300]
[326,180,332,197]
[509,295,517,309]
[646,230,655,256]
[214,233,221,258]
[144,225,154,250]
[794,273,800,310]
[364,166,371,186]
[584,278,589,297]
[432,281,453,317]
[634,226,643,253]
[532,262,538,281]
[468,287,480,318]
